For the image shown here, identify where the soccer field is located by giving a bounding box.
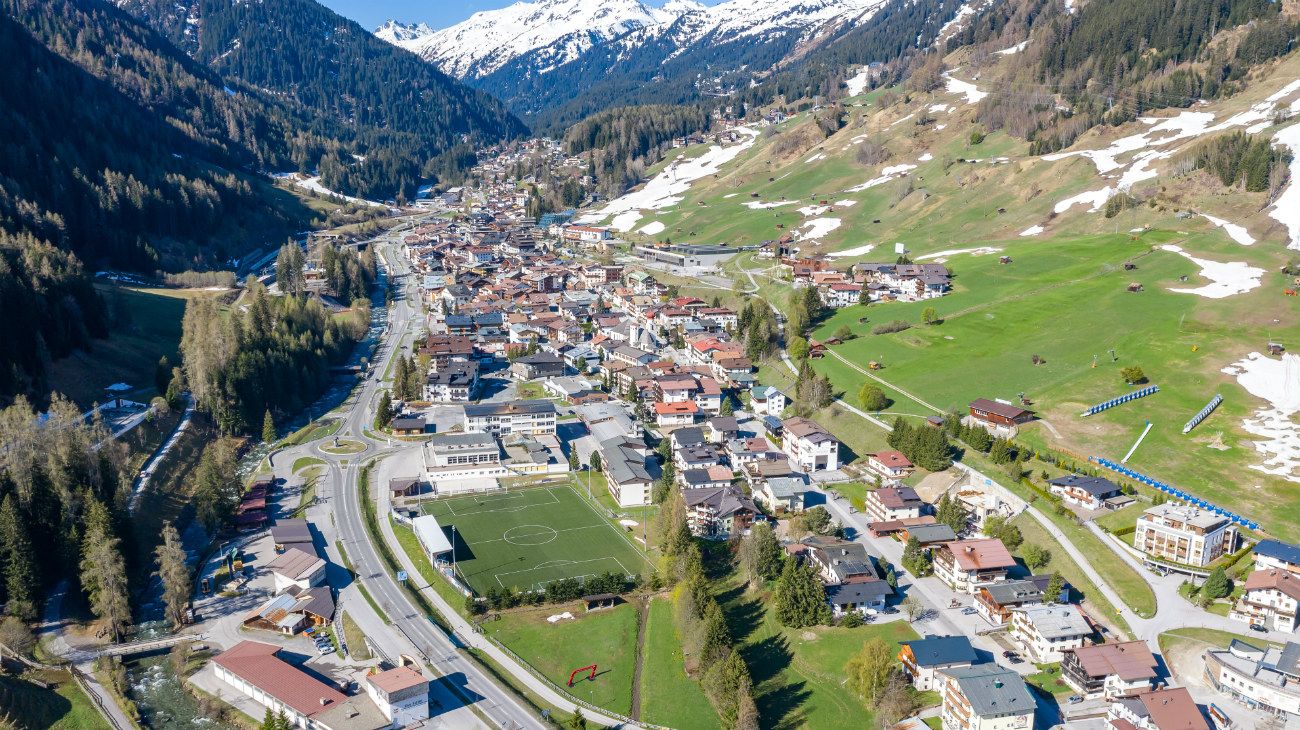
[422,484,652,595]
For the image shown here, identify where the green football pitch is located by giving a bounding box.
[421,484,652,595]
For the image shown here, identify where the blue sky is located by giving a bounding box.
[321,0,717,33]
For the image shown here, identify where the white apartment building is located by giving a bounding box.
[1009,605,1092,663]
[364,667,429,727]
[1205,640,1300,720]
[936,665,1035,730]
[463,400,557,436]
[1231,569,1300,632]
[1134,503,1237,567]
[781,417,840,472]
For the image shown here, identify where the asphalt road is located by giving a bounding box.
[312,231,549,730]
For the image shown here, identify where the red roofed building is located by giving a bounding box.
[933,539,1017,594]
[365,666,429,726]
[654,400,699,428]
[867,450,914,482]
[1062,641,1158,700]
[211,641,388,729]
[1231,569,1300,631]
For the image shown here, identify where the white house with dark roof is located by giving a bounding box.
[864,486,925,523]
[781,417,839,472]
[266,548,326,595]
[1047,474,1123,511]
[936,664,1035,730]
[1256,540,1300,575]
[898,635,979,691]
[1009,605,1092,663]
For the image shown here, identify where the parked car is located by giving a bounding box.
[1067,695,1083,704]
[961,607,978,615]
[1248,623,1269,633]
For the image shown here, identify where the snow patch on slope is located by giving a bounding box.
[1222,352,1300,483]
[579,127,760,224]
[1160,245,1264,299]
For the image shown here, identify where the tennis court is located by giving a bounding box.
[422,484,652,595]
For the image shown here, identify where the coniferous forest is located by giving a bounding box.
[116,0,529,200]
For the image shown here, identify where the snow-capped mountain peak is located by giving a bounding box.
[376,0,694,79]
[373,19,435,48]
[375,0,889,80]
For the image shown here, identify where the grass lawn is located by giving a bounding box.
[44,284,219,408]
[1158,627,1283,652]
[516,381,547,400]
[1025,663,1072,697]
[811,230,1300,538]
[421,484,652,595]
[319,439,365,454]
[483,602,640,717]
[341,611,372,660]
[640,597,719,729]
[1008,513,1132,639]
[292,456,326,472]
[1094,502,1147,533]
[719,577,922,730]
[0,670,111,730]
[829,481,871,511]
[291,467,321,518]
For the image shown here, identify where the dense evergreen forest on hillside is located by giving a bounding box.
[181,270,372,435]
[738,0,968,109]
[962,0,1298,152]
[0,2,318,271]
[563,105,713,197]
[118,0,528,200]
[0,395,131,623]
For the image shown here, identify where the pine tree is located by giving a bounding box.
[739,522,783,582]
[964,425,992,452]
[156,522,191,630]
[774,558,830,627]
[0,496,39,620]
[261,410,276,443]
[936,494,969,535]
[1201,566,1230,601]
[1045,572,1065,604]
[80,501,131,642]
[375,390,394,430]
[393,356,410,399]
[590,451,602,472]
[901,536,931,577]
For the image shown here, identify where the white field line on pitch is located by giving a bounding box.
[475,522,610,545]
[493,556,634,588]
[442,488,561,516]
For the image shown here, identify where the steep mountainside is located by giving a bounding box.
[378,0,906,132]
[117,0,529,199]
[1,0,332,401]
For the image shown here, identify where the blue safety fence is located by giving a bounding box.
[1182,394,1223,434]
[1081,385,1159,417]
[1090,456,1260,531]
